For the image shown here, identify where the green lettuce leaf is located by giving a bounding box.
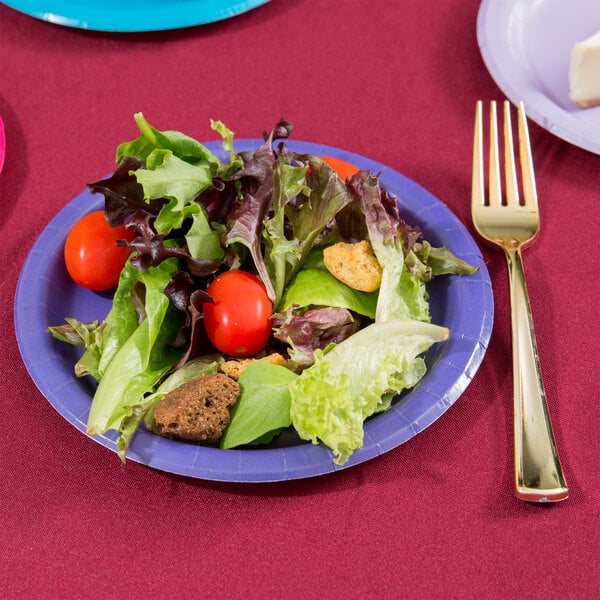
[135,149,214,234]
[220,362,297,449]
[116,113,225,236]
[280,267,377,319]
[86,259,183,436]
[94,259,145,378]
[410,241,479,278]
[47,259,147,382]
[394,269,430,323]
[210,119,243,177]
[116,112,220,166]
[47,318,104,380]
[289,319,449,465]
[185,208,226,263]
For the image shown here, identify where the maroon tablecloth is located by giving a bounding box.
[1,1,598,597]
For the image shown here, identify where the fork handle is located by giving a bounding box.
[505,249,569,502]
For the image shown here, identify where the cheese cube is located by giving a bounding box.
[569,30,600,108]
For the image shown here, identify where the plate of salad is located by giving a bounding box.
[14,115,493,482]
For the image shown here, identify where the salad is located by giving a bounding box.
[48,114,477,466]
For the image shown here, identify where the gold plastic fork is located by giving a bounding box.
[471,100,569,503]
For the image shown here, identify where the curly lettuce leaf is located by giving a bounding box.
[279,156,355,290]
[124,212,218,278]
[134,149,214,234]
[115,114,227,237]
[289,319,449,464]
[116,112,220,166]
[221,119,294,300]
[87,156,166,228]
[395,269,430,323]
[224,148,355,307]
[262,154,355,308]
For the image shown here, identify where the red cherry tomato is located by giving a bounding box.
[64,210,135,290]
[203,271,273,357]
[320,156,360,181]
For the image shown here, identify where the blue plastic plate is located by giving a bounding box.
[14,140,493,482]
[1,0,270,32]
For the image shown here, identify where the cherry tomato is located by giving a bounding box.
[64,210,135,290]
[203,271,273,357]
[320,156,360,181]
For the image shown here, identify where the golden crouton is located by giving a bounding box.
[220,352,288,380]
[323,240,382,292]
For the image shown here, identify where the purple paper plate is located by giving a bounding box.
[477,0,600,155]
[14,140,493,482]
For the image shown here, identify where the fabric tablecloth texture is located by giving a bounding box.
[1,1,598,598]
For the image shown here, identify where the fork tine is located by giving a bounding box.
[517,101,538,208]
[488,101,502,206]
[503,101,519,206]
[471,100,484,207]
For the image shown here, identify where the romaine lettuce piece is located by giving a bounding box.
[289,320,449,465]
[86,259,183,436]
[95,259,145,378]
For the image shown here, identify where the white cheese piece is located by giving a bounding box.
[569,30,600,108]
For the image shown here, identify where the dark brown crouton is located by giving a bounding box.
[152,373,240,444]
